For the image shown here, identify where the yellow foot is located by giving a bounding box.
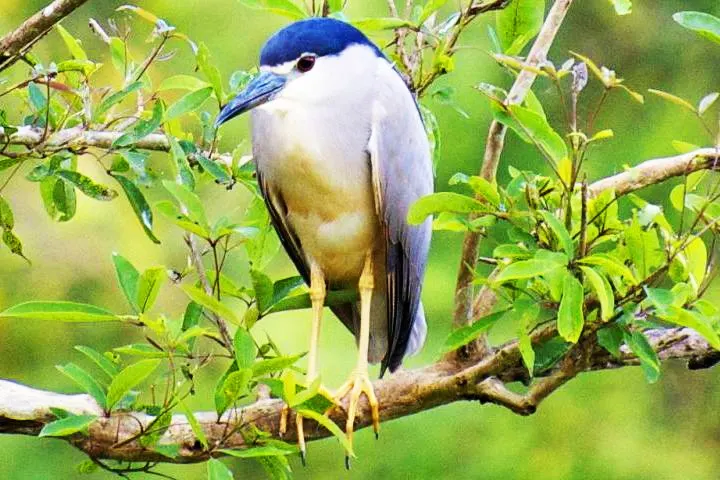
[335,371,380,467]
[278,385,338,465]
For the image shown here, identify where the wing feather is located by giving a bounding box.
[368,65,433,374]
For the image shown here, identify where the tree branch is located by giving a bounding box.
[1,125,233,165]
[0,326,715,463]
[588,148,720,197]
[453,0,575,355]
[0,0,91,72]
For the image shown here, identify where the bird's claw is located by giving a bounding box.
[278,385,338,465]
[335,369,380,467]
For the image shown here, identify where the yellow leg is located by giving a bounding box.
[335,253,380,466]
[280,262,326,464]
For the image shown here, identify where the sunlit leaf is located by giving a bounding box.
[106,359,162,410]
[441,310,506,353]
[57,363,107,408]
[608,0,632,15]
[647,89,696,113]
[558,274,584,343]
[207,459,234,480]
[136,267,167,313]
[580,266,614,321]
[494,259,563,284]
[179,285,241,325]
[673,11,720,45]
[539,211,574,260]
[624,330,660,383]
[112,174,160,244]
[165,86,213,120]
[0,301,118,322]
[39,414,96,437]
[407,192,485,225]
[56,170,117,201]
[496,0,545,55]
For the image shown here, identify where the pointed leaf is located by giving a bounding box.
[673,11,720,45]
[57,363,107,408]
[558,274,584,343]
[106,359,162,409]
[112,174,160,244]
[179,285,241,325]
[112,253,140,312]
[0,301,118,322]
[39,414,96,437]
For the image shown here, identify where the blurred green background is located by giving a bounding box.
[1,0,720,478]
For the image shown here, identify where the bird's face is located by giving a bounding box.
[216,18,384,127]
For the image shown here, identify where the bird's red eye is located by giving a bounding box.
[297,55,316,73]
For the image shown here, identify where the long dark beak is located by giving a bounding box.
[215,71,287,127]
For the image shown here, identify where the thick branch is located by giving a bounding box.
[588,148,720,197]
[453,0,574,353]
[0,0,90,72]
[1,326,715,463]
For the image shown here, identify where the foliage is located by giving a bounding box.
[0,0,719,479]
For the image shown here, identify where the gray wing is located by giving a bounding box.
[369,64,433,375]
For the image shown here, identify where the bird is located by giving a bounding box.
[215,17,432,458]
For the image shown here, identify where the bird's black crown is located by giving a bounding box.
[260,18,384,67]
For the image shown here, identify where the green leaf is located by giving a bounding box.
[234,328,257,369]
[39,414,96,437]
[647,89,696,113]
[494,259,563,284]
[352,18,415,31]
[625,219,663,279]
[698,92,719,115]
[0,195,13,230]
[179,401,208,449]
[516,300,540,375]
[496,0,545,54]
[106,359,162,410]
[162,180,207,227]
[2,229,26,260]
[297,408,354,457]
[56,170,118,201]
[673,11,720,45]
[220,445,297,458]
[207,458,234,480]
[165,86,213,120]
[42,176,77,222]
[0,157,22,173]
[95,81,143,118]
[539,211,574,259]
[441,310,506,353]
[578,254,637,284]
[580,266,614,321]
[608,0,632,15]
[55,24,88,61]
[197,155,231,183]
[0,301,118,322]
[407,192,485,225]
[179,285,241,325]
[220,368,253,406]
[624,330,660,383]
[419,0,449,24]
[114,343,167,358]
[156,201,210,239]
[533,337,571,374]
[597,325,624,357]
[196,43,224,105]
[74,345,119,379]
[266,289,359,314]
[112,253,140,312]
[136,267,167,313]
[251,269,274,313]
[239,0,308,20]
[252,354,304,377]
[506,104,568,163]
[57,363,107,408]
[112,175,160,244]
[661,307,720,350]
[558,274,584,343]
[157,74,209,92]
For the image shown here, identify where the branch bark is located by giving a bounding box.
[0,0,91,72]
[1,126,233,165]
[588,148,720,197]
[453,0,575,356]
[0,326,716,463]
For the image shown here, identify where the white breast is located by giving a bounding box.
[250,46,384,284]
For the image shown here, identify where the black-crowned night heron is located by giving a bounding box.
[215,17,432,457]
